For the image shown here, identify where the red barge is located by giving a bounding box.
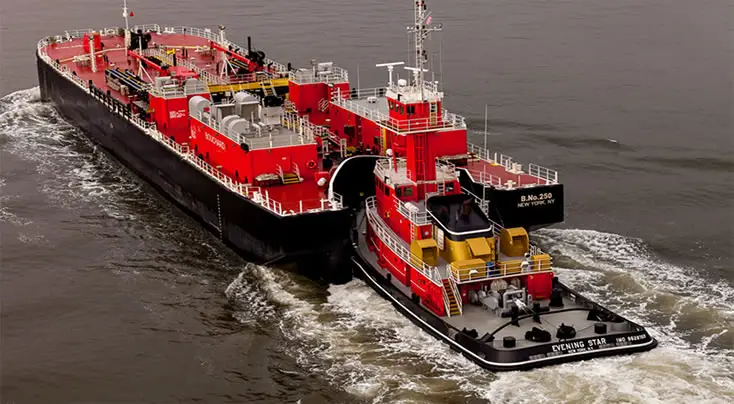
[35,4,356,281]
[326,2,657,370]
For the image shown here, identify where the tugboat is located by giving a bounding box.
[328,1,657,370]
[35,2,355,282]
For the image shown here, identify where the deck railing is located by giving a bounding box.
[365,197,443,286]
[528,163,559,185]
[373,158,414,186]
[446,258,553,284]
[289,66,349,84]
[448,275,463,315]
[393,196,431,225]
[441,283,452,317]
[37,43,342,217]
[467,142,559,187]
[330,88,466,134]
[141,47,220,85]
[37,23,286,75]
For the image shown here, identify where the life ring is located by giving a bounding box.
[307,160,317,169]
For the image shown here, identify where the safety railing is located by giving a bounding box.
[347,87,386,100]
[38,42,345,217]
[441,283,452,317]
[329,193,344,210]
[435,158,456,177]
[466,169,503,188]
[528,163,559,185]
[289,66,349,84]
[365,197,443,286]
[393,197,431,225]
[136,24,288,73]
[283,99,297,112]
[447,258,553,284]
[292,162,302,181]
[448,275,463,315]
[386,80,442,99]
[467,142,560,187]
[141,48,221,85]
[373,158,414,185]
[330,88,466,133]
[467,143,497,164]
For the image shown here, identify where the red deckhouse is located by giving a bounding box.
[301,0,561,318]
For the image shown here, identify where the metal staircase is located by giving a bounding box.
[415,133,426,182]
[318,98,330,112]
[442,278,462,317]
[282,172,300,185]
[260,80,276,97]
[276,162,301,185]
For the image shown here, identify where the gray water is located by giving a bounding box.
[1,1,733,403]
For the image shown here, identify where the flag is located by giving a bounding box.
[129,11,134,17]
[426,16,432,25]
[166,48,175,55]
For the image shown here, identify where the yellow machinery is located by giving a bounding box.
[410,238,439,268]
[499,227,529,257]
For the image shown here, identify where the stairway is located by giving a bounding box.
[318,98,330,112]
[442,279,461,316]
[260,80,275,97]
[282,172,301,185]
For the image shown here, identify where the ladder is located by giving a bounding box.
[260,80,275,97]
[442,278,462,316]
[339,138,347,158]
[415,133,425,181]
[429,102,438,126]
[318,98,329,112]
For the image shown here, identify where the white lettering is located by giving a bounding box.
[205,133,226,150]
[169,109,186,119]
[551,341,586,352]
[517,198,555,208]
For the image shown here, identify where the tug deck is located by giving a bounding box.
[356,211,647,358]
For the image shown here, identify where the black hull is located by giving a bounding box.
[350,231,657,371]
[458,169,564,232]
[37,56,353,284]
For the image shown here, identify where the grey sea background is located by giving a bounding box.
[1,0,732,403]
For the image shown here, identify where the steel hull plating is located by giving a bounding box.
[37,57,353,283]
[350,233,657,371]
[458,169,565,232]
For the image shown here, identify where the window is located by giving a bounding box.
[384,186,391,196]
[404,187,413,197]
[396,187,402,197]
[407,105,415,115]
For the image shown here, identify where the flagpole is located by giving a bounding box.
[122,0,131,49]
[483,104,488,151]
[123,0,129,31]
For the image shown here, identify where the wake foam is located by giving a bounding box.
[226,228,733,403]
[0,87,142,218]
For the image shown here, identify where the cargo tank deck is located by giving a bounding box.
[42,26,288,106]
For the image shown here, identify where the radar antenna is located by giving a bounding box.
[407,0,442,100]
[375,61,405,86]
